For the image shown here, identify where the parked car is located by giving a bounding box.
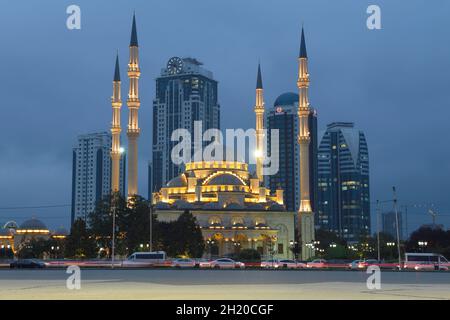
[307,259,328,269]
[206,258,245,269]
[261,259,279,269]
[10,259,46,269]
[194,258,209,268]
[413,262,449,271]
[171,258,196,268]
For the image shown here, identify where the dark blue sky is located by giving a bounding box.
[1,0,449,233]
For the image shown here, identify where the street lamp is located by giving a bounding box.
[418,241,428,252]
[329,243,337,248]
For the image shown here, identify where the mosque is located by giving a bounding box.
[0,219,68,255]
[105,14,316,260]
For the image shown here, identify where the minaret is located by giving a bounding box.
[254,63,265,184]
[297,27,315,260]
[126,13,140,198]
[111,53,122,193]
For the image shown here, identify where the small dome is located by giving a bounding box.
[155,202,171,210]
[19,218,48,230]
[268,203,285,211]
[225,202,244,210]
[206,173,245,186]
[173,199,194,210]
[273,92,298,107]
[246,203,265,211]
[203,202,222,210]
[52,227,69,237]
[166,174,187,187]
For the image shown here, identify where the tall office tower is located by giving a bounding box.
[71,132,125,224]
[126,13,141,198]
[317,122,370,242]
[297,28,315,260]
[382,211,403,240]
[151,57,220,193]
[266,92,318,213]
[110,53,122,193]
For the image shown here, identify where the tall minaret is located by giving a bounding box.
[126,13,140,198]
[111,53,122,193]
[254,63,265,184]
[297,27,315,260]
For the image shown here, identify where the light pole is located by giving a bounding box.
[376,200,381,261]
[418,241,427,253]
[392,187,402,269]
[149,203,153,252]
[111,199,116,269]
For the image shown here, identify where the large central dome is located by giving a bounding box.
[273,92,298,107]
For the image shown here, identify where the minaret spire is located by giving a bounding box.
[297,27,315,260]
[254,62,265,183]
[126,13,141,199]
[111,52,122,193]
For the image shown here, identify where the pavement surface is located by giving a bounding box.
[0,269,449,300]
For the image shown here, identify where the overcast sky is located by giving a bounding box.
[0,0,449,233]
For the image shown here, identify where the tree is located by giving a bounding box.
[170,210,204,258]
[65,218,96,259]
[237,249,261,261]
[406,226,450,257]
[16,237,54,259]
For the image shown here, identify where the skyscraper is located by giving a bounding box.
[317,122,370,242]
[266,92,318,213]
[382,211,403,240]
[151,57,220,194]
[71,132,126,224]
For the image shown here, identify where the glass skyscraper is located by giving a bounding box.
[317,122,370,242]
[266,92,318,213]
[71,132,126,224]
[150,57,220,195]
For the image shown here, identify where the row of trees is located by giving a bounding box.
[16,194,205,259]
[299,226,450,261]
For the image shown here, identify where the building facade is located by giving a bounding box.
[317,122,370,242]
[266,92,318,213]
[382,211,403,240]
[71,132,125,223]
[151,57,220,195]
[152,160,294,259]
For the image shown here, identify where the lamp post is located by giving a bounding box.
[418,241,427,253]
[392,187,402,270]
[111,196,116,269]
[149,203,153,252]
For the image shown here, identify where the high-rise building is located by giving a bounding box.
[382,211,403,240]
[317,122,370,242]
[71,132,125,224]
[151,57,220,194]
[266,92,318,214]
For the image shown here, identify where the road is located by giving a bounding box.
[0,269,449,300]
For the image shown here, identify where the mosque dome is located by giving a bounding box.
[173,199,194,210]
[19,218,48,230]
[273,92,298,107]
[205,173,245,186]
[155,202,171,210]
[52,227,69,237]
[166,174,187,188]
[225,202,244,210]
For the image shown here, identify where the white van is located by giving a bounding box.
[404,253,449,271]
[122,251,167,267]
